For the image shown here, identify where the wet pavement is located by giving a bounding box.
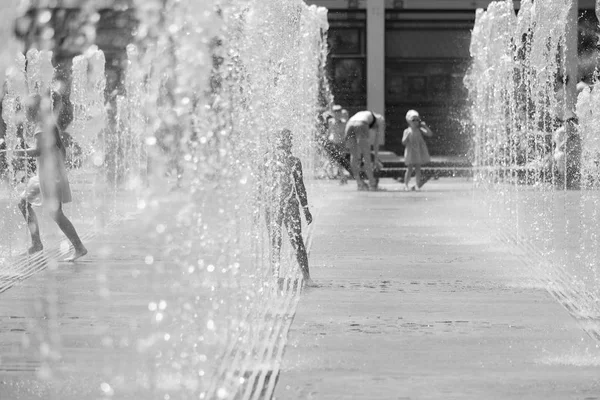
[0,177,321,400]
[274,178,600,400]
[0,177,599,399]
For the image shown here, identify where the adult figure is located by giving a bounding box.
[345,110,385,190]
[402,109,433,191]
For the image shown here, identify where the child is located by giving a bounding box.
[13,94,87,261]
[264,128,314,286]
[402,109,433,191]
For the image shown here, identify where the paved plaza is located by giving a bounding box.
[0,178,599,399]
[276,178,600,399]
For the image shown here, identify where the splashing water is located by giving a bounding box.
[466,0,600,320]
[119,2,331,396]
[1,0,331,398]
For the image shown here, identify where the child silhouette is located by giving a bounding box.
[264,128,314,287]
[14,94,87,261]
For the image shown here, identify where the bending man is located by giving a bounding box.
[345,110,385,190]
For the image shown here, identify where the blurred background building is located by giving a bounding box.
[9,0,600,158]
[307,0,599,158]
[13,0,136,98]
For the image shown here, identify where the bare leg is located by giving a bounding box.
[49,204,87,261]
[266,207,284,277]
[414,164,422,189]
[333,143,348,183]
[404,165,414,190]
[337,158,347,184]
[284,205,311,283]
[348,139,365,190]
[18,199,43,254]
[346,126,367,190]
[358,138,375,189]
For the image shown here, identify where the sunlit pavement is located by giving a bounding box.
[275,178,600,400]
[0,169,138,264]
[0,195,178,399]
[0,176,317,400]
[0,177,599,399]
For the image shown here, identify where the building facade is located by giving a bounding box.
[11,0,600,158]
[307,0,597,157]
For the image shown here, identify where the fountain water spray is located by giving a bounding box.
[466,0,600,320]
[71,45,107,159]
[116,2,330,397]
[0,0,330,397]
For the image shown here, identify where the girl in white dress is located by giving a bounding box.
[402,109,433,191]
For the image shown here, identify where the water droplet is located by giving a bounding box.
[38,10,52,24]
[93,151,105,166]
[40,343,50,357]
[100,382,114,395]
[145,255,154,265]
[41,27,55,40]
[37,365,52,381]
[60,240,70,254]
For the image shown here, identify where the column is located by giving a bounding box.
[366,0,385,117]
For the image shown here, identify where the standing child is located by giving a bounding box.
[402,109,433,191]
[14,94,87,260]
[264,128,314,287]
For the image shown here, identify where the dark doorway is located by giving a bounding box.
[326,10,367,116]
[385,11,474,157]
